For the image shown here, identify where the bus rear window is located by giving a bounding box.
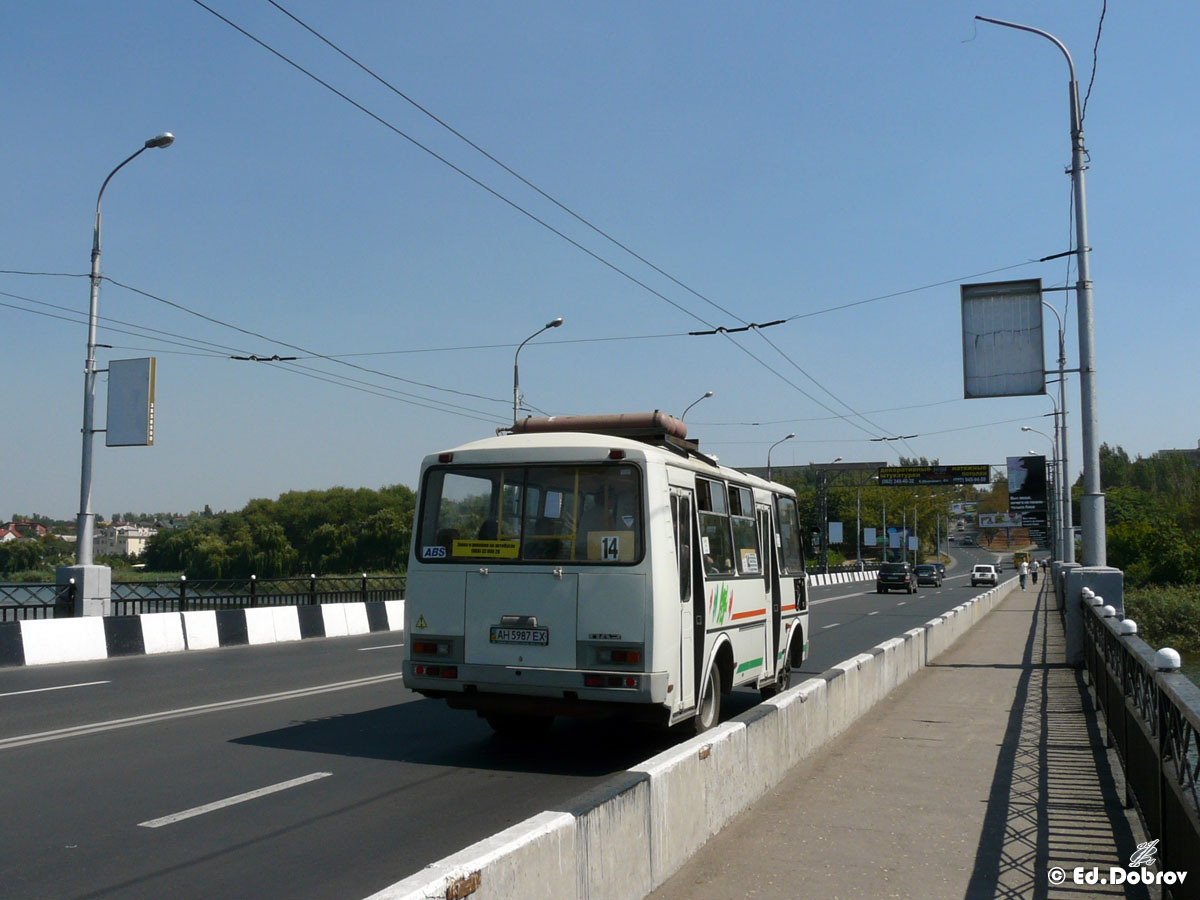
[417,464,642,564]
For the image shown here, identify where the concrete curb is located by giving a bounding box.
[0,599,404,668]
[376,579,1019,900]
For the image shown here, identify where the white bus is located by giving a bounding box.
[402,413,810,735]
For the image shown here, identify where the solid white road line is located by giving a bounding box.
[0,680,110,699]
[138,772,332,828]
[821,623,840,630]
[0,673,403,752]
[358,643,405,651]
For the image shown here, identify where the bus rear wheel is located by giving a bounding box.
[761,656,792,699]
[693,664,721,734]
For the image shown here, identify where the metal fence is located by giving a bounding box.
[0,582,76,622]
[0,575,405,620]
[1081,599,1200,894]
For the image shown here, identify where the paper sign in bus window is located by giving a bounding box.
[588,531,633,561]
[451,539,520,559]
[740,549,760,573]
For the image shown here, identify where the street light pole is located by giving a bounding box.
[76,133,174,566]
[680,390,713,422]
[512,317,562,426]
[820,456,843,571]
[978,16,1105,566]
[1043,300,1074,564]
[766,433,794,481]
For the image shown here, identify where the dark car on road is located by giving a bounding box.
[934,562,946,578]
[915,564,942,587]
[876,561,917,594]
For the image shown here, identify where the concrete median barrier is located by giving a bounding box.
[0,599,404,667]
[368,578,1019,900]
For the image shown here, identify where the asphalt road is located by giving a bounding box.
[0,543,1017,900]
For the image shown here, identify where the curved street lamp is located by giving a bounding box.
[513,317,562,425]
[76,133,175,567]
[680,390,713,422]
[977,15,1104,567]
[766,433,795,481]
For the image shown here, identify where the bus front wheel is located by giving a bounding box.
[694,664,722,734]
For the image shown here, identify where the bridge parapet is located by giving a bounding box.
[1081,595,1200,892]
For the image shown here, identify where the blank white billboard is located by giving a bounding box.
[106,357,156,447]
[961,279,1045,398]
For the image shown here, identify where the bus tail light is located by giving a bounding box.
[412,640,451,656]
[594,646,644,666]
[414,663,457,679]
[584,673,640,689]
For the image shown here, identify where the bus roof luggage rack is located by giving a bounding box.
[512,411,716,463]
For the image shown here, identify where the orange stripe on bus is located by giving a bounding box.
[730,608,767,620]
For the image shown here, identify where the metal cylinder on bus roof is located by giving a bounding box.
[511,411,688,440]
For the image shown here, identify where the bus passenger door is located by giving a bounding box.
[671,490,698,710]
[758,504,782,680]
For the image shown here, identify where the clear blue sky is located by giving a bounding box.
[3,1,1197,519]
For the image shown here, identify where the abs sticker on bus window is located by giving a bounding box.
[422,546,447,559]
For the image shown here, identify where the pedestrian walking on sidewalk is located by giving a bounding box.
[1031,563,1038,585]
[1019,559,1029,589]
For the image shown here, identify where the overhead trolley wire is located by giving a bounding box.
[0,288,507,423]
[190,1,910,443]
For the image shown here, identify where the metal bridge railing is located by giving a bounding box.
[0,581,76,622]
[0,575,405,620]
[1081,597,1200,890]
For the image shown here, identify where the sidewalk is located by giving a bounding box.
[646,584,1151,900]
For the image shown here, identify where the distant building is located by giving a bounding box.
[1155,439,1200,463]
[94,524,157,558]
[0,521,48,541]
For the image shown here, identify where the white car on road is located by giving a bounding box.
[970,564,999,587]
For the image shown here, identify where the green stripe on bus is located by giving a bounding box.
[737,657,763,674]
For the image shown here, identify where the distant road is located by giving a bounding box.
[0,546,1008,900]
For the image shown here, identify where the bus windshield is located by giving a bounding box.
[417,463,643,564]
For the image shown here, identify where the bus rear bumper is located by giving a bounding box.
[403,661,669,711]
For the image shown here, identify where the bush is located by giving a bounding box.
[1124,585,1200,653]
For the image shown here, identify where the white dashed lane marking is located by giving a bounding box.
[138,772,333,828]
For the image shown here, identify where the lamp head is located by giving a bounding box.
[703,390,713,399]
[546,317,563,329]
[1021,426,1032,432]
[832,456,843,463]
[145,132,175,149]
[786,433,795,440]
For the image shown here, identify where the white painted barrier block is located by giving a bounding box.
[20,617,107,665]
[343,602,370,635]
[321,603,349,637]
[140,612,186,655]
[273,606,302,642]
[181,610,219,649]
[244,607,279,645]
[364,810,576,900]
[384,599,405,631]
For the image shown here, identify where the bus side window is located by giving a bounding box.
[672,494,692,602]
